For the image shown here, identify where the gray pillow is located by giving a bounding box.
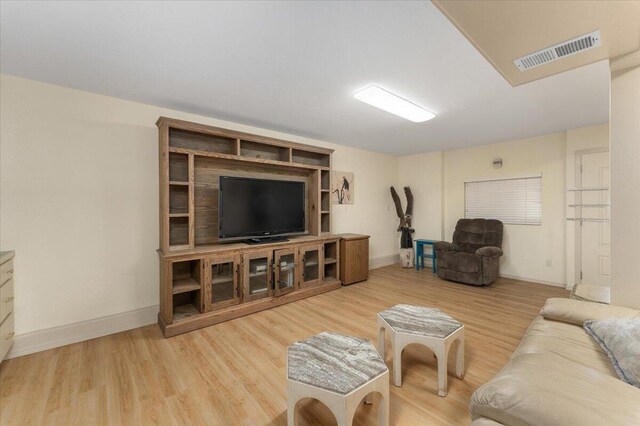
[584,318,640,388]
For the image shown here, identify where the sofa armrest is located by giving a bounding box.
[540,298,640,326]
[470,353,640,426]
[475,246,503,258]
[434,241,460,252]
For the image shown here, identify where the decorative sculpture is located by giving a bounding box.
[390,186,415,249]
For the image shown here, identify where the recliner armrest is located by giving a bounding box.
[434,241,460,252]
[475,246,503,257]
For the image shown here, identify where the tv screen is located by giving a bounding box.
[218,176,306,240]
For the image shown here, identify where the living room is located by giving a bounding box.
[0,1,639,425]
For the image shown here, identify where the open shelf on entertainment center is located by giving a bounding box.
[157,117,341,337]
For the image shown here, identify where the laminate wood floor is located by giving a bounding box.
[0,265,568,426]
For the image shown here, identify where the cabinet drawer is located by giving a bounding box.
[0,279,14,325]
[0,311,14,361]
[0,260,13,286]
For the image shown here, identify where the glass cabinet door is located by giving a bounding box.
[208,255,240,311]
[300,244,323,288]
[243,251,273,302]
[274,249,298,296]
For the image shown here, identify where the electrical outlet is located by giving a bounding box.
[545,260,552,268]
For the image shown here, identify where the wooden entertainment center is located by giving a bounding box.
[157,117,341,337]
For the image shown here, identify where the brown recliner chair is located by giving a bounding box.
[435,218,504,286]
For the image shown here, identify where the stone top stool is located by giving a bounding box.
[287,331,389,426]
[377,304,465,397]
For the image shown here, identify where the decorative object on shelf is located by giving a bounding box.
[331,171,354,204]
[390,186,414,248]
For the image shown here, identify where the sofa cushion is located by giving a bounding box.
[436,267,483,286]
[512,316,617,376]
[470,418,504,426]
[584,318,640,388]
[438,251,480,273]
[452,218,503,253]
[540,298,640,326]
[470,353,640,426]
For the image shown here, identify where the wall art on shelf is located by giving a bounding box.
[331,171,354,205]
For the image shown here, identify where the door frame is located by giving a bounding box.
[573,147,609,287]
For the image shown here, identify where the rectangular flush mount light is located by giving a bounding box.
[354,85,435,122]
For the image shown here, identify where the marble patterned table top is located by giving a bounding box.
[287,332,388,395]
[378,304,462,339]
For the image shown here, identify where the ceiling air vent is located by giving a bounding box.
[514,31,601,71]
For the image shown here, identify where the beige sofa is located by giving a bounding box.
[470,298,640,425]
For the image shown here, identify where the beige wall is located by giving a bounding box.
[398,133,569,286]
[1,71,624,340]
[443,133,567,286]
[398,126,610,287]
[610,65,640,308]
[0,74,398,335]
[396,151,444,242]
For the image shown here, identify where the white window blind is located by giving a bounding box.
[465,176,542,225]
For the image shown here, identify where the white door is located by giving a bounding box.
[579,151,610,286]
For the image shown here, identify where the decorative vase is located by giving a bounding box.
[399,248,414,268]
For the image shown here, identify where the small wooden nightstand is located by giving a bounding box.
[339,234,370,285]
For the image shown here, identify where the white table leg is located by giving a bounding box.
[455,335,465,379]
[287,392,297,426]
[379,381,390,426]
[393,341,403,387]
[337,402,357,426]
[377,326,385,360]
[435,343,448,397]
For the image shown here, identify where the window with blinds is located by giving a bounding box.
[464,176,542,225]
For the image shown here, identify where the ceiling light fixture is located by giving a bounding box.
[354,85,435,122]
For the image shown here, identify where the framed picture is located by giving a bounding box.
[331,171,354,205]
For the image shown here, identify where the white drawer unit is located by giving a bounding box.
[0,251,15,362]
[0,279,13,324]
[0,312,14,360]
[0,257,13,286]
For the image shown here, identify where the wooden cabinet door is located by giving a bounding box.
[274,248,298,296]
[340,237,369,284]
[205,254,241,311]
[299,244,324,288]
[242,250,273,302]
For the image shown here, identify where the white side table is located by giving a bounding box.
[570,284,610,304]
[287,332,389,426]
[377,304,464,397]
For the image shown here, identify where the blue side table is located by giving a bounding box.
[415,239,437,273]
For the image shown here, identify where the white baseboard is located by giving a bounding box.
[6,305,159,359]
[499,273,565,288]
[369,254,399,270]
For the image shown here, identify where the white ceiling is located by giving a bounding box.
[0,1,609,155]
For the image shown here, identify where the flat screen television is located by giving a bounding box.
[218,176,306,241]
